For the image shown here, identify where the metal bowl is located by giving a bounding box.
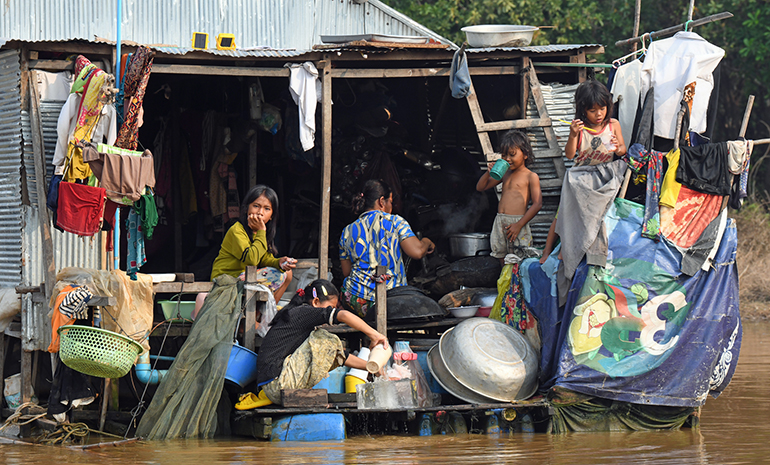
[426,342,498,404]
[448,306,479,318]
[439,318,538,402]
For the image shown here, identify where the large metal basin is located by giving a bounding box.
[426,343,497,404]
[439,318,538,402]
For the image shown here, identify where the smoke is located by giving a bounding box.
[438,192,489,236]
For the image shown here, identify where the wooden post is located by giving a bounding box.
[21,349,32,404]
[99,379,111,431]
[244,266,258,352]
[317,59,333,279]
[28,70,57,303]
[375,265,387,336]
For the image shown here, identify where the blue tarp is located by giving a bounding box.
[522,199,741,407]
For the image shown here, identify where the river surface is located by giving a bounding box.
[2,322,769,464]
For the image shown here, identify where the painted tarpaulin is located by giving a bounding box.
[523,198,740,408]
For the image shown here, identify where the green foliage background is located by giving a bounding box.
[383,0,770,198]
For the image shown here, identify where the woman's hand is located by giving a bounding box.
[248,213,266,233]
[279,257,297,271]
[422,237,435,254]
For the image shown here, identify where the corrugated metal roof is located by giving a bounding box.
[467,44,602,53]
[149,46,309,58]
[0,49,23,288]
[0,0,453,52]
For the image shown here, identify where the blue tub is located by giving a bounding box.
[271,413,346,441]
[312,366,348,394]
[225,344,259,389]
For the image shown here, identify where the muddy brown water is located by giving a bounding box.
[2,322,769,464]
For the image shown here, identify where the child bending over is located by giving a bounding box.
[476,130,542,263]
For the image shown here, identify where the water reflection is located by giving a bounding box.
[2,323,768,465]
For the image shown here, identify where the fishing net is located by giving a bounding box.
[136,274,243,439]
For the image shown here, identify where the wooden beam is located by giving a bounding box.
[151,63,290,77]
[330,65,524,79]
[243,266,258,352]
[465,80,496,159]
[20,46,29,112]
[375,265,387,336]
[153,282,220,294]
[29,60,105,71]
[318,59,333,279]
[476,117,554,133]
[28,70,56,302]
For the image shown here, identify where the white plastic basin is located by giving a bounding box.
[461,25,539,48]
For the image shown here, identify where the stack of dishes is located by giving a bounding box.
[427,317,538,403]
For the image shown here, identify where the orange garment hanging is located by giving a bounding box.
[48,285,78,353]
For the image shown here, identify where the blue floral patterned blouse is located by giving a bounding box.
[339,210,415,301]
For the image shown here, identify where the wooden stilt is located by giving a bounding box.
[375,265,388,337]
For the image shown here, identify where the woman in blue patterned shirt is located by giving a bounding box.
[338,179,435,320]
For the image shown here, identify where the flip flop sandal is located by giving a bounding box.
[235,390,272,410]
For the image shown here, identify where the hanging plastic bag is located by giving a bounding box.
[258,103,282,135]
[391,341,433,407]
[490,264,513,322]
[245,283,277,338]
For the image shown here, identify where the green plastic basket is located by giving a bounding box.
[57,325,143,379]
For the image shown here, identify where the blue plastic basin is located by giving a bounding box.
[225,344,258,388]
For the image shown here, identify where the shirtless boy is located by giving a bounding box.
[476,130,542,262]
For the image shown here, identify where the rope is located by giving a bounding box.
[0,402,47,433]
[37,422,124,445]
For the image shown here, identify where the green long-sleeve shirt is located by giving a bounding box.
[211,222,282,280]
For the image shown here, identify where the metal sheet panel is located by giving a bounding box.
[524,82,579,245]
[21,100,64,207]
[0,49,23,288]
[0,0,453,51]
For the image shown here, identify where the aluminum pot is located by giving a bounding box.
[448,232,491,258]
[439,318,538,402]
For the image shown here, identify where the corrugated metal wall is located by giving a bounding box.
[0,0,450,51]
[0,49,24,288]
[18,92,102,351]
[21,101,61,207]
[526,82,579,244]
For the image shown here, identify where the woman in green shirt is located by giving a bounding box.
[211,185,296,301]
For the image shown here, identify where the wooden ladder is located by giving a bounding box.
[465,57,566,189]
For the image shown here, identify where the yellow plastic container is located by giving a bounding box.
[345,374,367,393]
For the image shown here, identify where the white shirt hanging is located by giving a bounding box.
[285,62,322,152]
[610,59,643,144]
[640,31,724,139]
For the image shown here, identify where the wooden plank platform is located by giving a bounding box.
[235,398,548,417]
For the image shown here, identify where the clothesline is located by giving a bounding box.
[614,11,733,48]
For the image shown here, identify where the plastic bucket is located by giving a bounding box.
[345,374,367,393]
[224,344,259,389]
[3,373,20,409]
